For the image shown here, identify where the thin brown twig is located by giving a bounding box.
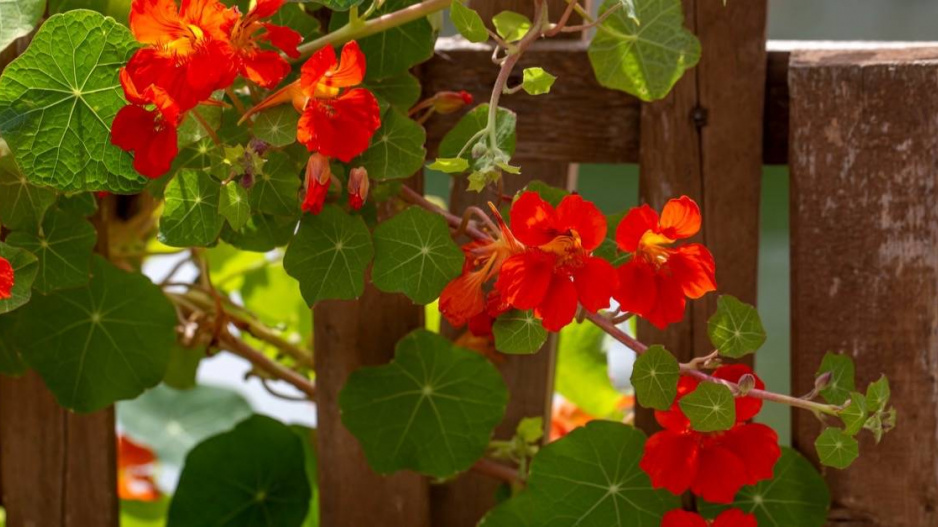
[219,330,317,400]
[471,458,521,485]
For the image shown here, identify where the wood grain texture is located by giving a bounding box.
[789,47,938,527]
[0,372,118,527]
[313,279,432,527]
[635,0,767,431]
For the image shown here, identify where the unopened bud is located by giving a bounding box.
[305,153,332,186]
[471,142,488,159]
[432,90,474,114]
[347,167,370,211]
[736,373,756,396]
[814,371,833,392]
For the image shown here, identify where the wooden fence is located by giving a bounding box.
[1,0,937,526]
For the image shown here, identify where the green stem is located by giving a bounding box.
[294,0,453,61]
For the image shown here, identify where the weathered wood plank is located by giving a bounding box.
[0,372,118,527]
[634,0,768,430]
[789,47,938,527]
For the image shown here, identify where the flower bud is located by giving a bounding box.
[303,153,333,214]
[347,167,370,211]
[432,90,474,114]
[736,373,756,396]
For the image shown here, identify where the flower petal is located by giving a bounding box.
[130,0,187,44]
[535,273,578,331]
[720,423,781,486]
[495,251,553,310]
[301,44,338,92]
[556,194,607,250]
[661,510,708,527]
[0,257,13,300]
[616,204,659,252]
[439,271,487,328]
[180,0,236,40]
[691,444,749,503]
[645,270,688,330]
[111,105,179,179]
[669,243,717,299]
[713,509,758,527]
[640,430,699,496]
[510,192,557,247]
[298,88,381,162]
[659,195,702,240]
[262,23,303,58]
[326,41,367,89]
[572,256,617,313]
[613,258,657,319]
[239,48,291,89]
[249,0,286,20]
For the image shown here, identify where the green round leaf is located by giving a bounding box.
[365,72,422,115]
[371,206,463,304]
[283,205,374,305]
[118,384,254,466]
[815,427,859,469]
[838,391,867,436]
[218,182,251,231]
[866,374,890,413]
[159,170,224,247]
[355,108,426,181]
[221,212,297,252]
[339,329,508,478]
[679,381,736,432]
[329,0,435,80]
[427,157,469,174]
[0,155,56,230]
[707,295,766,358]
[58,191,99,217]
[588,0,701,101]
[0,0,45,53]
[0,241,38,314]
[492,309,548,355]
[6,207,97,294]
[0,10,144,192]
[522,67,557,96]
[253,106,299,148]
[162,345,203,390]
[816,351,855,405]
[15,256,175,412]
[492,11,531,42]
[451,1,489,43]
[699,448,830,527]
[483,421,679,526]
[250,152,301,216]
[631,344,680,410]
[168,415,311,527]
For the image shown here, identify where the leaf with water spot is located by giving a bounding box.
[6,207,96,294]
[14,256,175,412]
[480,421,679,527]
[0,10,144,192]
[159,170,224,247]
[168,415,311,527]
[283,205,373,306]
[371,207,463,304]
[339,329,508,478]
[493,310,548,355]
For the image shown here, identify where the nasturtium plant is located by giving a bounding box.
[0,0,896,524]
[0,10,142,192]
[339,330,508,478]
[631,344,680,410]
[14,256,175,412]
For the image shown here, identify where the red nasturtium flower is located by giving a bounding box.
[246,41,381,162]
[495,192,618,331]
[111,77,181,178]
[440,207,519,330]
[640,365,781,504]
[613,196,716,329]
[0,256,14,300]
[302,153,333,214]
[228,0,303,88]
[662,508,757,527]
[117,435,160,502]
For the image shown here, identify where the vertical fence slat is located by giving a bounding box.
[314,202,432,525]
[636,0,767,430]
[0,373,118,527]
[789,47,938,527]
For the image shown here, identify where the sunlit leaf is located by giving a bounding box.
[0,155,56,230]
[492,11,531,42]
[371,207,463,304]
[451,1,489,43]
[339,329,508,478]
[522,67,556,95]
[0,10,143,192]
[218,182,250,231]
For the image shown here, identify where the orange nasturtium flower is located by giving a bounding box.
[495,192,618,332]
[439,206,520,330]
[613,196,717,329]
[228,0,303,88]
[245,41,381,162]
[117,435,160,502]
[0,256,14,300]
[112,77,182,178]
